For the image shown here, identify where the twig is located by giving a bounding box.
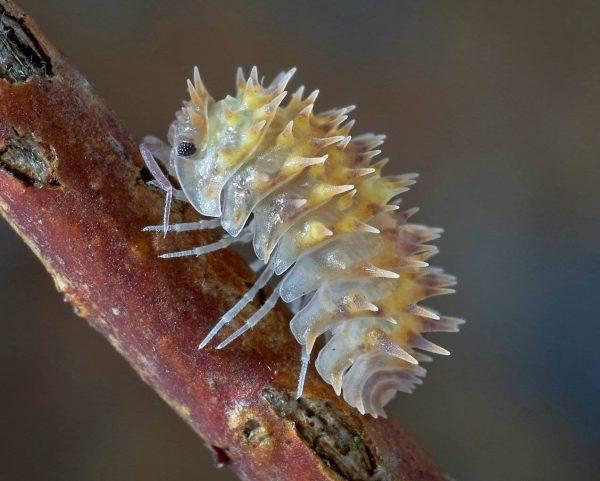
[0,1,445,480]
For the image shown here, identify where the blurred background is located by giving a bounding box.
[1,1,598,480]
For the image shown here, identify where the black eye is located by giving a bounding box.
[177,141,196,157]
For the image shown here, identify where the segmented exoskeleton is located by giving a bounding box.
[141,67,463,417]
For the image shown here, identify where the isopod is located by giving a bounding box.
[140,66,463,417]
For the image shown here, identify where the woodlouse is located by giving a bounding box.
[141,67,463,417]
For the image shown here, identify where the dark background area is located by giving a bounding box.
[1,1,599,480]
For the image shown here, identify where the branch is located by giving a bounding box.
[0,2,446,480]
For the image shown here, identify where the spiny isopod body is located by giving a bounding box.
[141,66,463,417]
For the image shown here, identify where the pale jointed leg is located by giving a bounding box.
[216,281,282,349]
[143,218,222,233]
[142,135,174,175]
[198,266,275,349]
[160,228,252,260]
[140,143,174,237]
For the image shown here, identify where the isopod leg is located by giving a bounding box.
[216,281,282,349]
[142,135,174,175]
[143,218,222,233]
[248,258,265,273]
[159,236,237,258]
[146,181,187,202]
[140,143,173,237]
[198,266,275,349]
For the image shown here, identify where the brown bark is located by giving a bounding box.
[0,1,446,480]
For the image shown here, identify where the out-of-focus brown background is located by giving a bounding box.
[1,1,598,480]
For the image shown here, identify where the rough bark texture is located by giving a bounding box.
[0,1,446,480]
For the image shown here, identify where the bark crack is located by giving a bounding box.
[262,388,389,481]
[0,5,52,82]
[0,131,60,187]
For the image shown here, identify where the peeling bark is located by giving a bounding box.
[0,130,60,186]
[0,1,446,480]
[0,4,52,82]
